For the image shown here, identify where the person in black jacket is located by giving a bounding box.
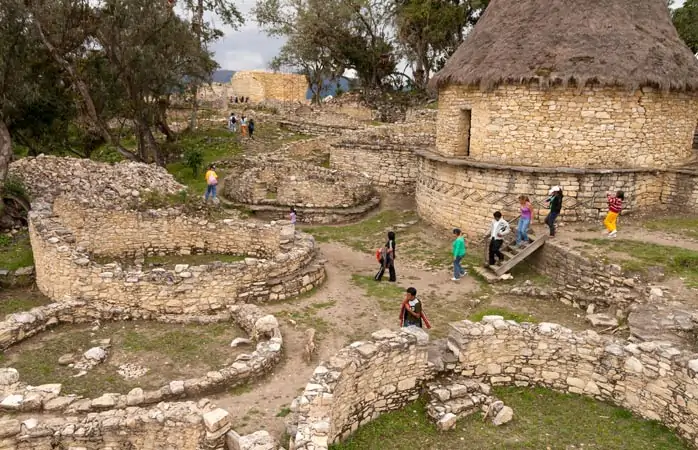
[545,186,563,237]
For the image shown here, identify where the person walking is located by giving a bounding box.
[375,231,396,282]
[204,164,218,202]
[240,115,249,138]
[516,195,533,247]
[248,118,255,139]
[544,186,563,237]
[604,190,624,238]
[399,287,431,329]
[451,228,467,281]
[228,113,237,132]
[289,207,297,225]
[487,211,510,267]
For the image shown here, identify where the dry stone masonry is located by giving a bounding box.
[0,302,282,415]
[222,159,379,224]
[230,71,308,103]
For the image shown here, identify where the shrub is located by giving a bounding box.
[184,149,204,176]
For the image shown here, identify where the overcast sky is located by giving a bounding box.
[205,0,689,72]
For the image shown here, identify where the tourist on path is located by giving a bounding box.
[487,211,510,267]
[545,186,563,237]
[289,207,297,225]
[240,115,249,137]
[516,195,532,247]
[204,164,218,202]
[248,118,255,139]
[228,113,237,132]
[375,231,396,282]
[604,190,624,238]
[451,228,467,281]
[399,287,431,329]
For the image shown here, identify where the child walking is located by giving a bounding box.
[604,191,624,238]
[516,195,532,247]
[204,164,218,202]
[451,228,467,281]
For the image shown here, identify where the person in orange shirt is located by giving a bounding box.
[204,164,218,202]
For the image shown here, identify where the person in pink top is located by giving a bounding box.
[516,195,532,247]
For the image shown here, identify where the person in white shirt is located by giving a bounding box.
[488,211,510,266]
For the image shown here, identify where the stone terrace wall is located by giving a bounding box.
[30,200,324,312]
[414,151,691,233]
[291,328,431,449]
[223,160,375,208]
[54,196,281,258]
[448,318,698,447]
[527,239,643,312]
[330,123,435,193]
[436,85,698,168]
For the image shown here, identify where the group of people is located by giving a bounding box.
[230,96,250,104]
[228,113,255,139]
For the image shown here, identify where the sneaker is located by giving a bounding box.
[608,230,617,238]
[461,271,467,276]
[451,277,459,281]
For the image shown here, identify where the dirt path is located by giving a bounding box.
[211,241,479,437]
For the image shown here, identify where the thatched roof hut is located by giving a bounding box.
[430,0,698,92]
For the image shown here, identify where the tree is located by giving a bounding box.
[394,0,488,90]
[178,0,244,130]
[673,0,698,53]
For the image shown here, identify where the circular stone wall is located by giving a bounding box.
[222,160,379,224]
[30,196,325,312]
[436,85,698,168]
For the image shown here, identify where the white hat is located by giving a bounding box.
[549,186,561,194]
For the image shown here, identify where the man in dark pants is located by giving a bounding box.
[545,186,563,237]
[488,211,510,266]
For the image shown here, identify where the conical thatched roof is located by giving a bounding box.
[430,0,698,92]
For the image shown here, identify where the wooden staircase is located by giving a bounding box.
[473,230,549,283]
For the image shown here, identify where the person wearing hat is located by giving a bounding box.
[399,287,431,329]
[545,186,563,237]
[204,164,218,202]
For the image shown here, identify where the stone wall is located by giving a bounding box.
[278,120,359,137]
[330,123,435,193]
[448,318,698,448]
[231,71,308,103]
[30,199,325,312]
[222,159,379,224]
[436,85,698,168]
[290,328,431,449]
[415,151,698,233]
[0,302,282,414]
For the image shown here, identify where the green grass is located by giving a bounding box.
[331,387,688,450]
[304,210,418,253]
[351,274,404,311]
[276,407,292,417]
[276,307,331,337]
[166,128,242,192]
[0,232,34,271]
[0,296,51,317]
[468,308,537,324]
[643,217,698,239]
[582,239,698,286]
[4,321,243,397]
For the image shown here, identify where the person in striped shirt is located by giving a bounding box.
[604,190,624,238]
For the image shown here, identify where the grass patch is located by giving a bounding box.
[277,307,331,336]
[4,321,244,397]
[304,210,418,253]
[0,232,34,271]
[309,300,337,310]
[166,128,242,192]
[331,387,687,450]
[0,296,51,317]
[229,384,253,396]
[643,216,698,239]
[506,262,551,286]
[468,308,537,323]
[582,239,698,286]
[276,407,292,417]
[351,274,404,311]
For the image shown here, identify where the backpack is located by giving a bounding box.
[231,116,237,124]
[207,172,217,185]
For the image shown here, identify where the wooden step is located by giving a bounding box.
[501,251,516,260]
[494,235,549,277]
[472,266,501,283]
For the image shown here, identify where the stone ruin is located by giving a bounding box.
[222,158,379,224]
[286,316,698,449]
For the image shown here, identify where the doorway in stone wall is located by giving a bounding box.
[459,108,472,157]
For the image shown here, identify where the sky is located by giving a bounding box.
[203,0,689,73]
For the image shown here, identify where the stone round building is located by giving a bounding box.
[417,0,698,232]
